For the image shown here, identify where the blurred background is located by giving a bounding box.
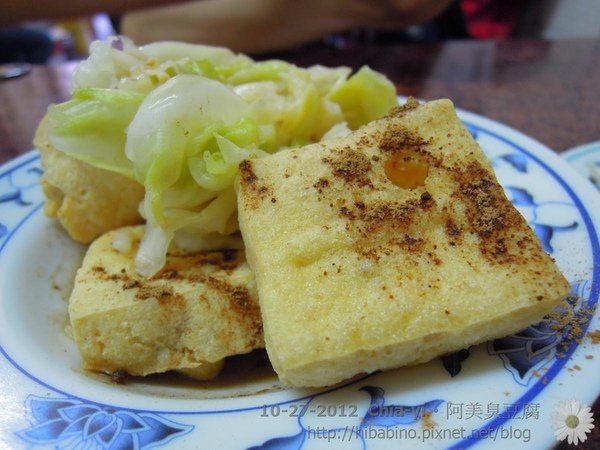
[1,0,599,65]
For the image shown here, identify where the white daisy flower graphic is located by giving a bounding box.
[550,399,595,445]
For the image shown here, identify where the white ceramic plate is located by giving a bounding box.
[562,140,600,193]
[1,110,599,450]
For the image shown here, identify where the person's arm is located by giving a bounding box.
[0,0,190,26]
[122,0,454,54]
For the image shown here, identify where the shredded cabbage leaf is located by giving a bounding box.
[46,36,398,276]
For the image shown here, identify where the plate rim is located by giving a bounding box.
[562,140,600,162]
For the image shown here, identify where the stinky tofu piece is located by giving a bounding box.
[69,226,263,378]
[35,117,144,244]
[235,98,570,387]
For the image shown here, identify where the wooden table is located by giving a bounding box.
[0,38,599,448]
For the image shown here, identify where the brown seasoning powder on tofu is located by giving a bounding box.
[316,110,544,268]
[384,96,421,118]
[322,148,373,187]
[131,281,186,309]
[238,160,272,209]
[379,123,429,154]
[315,119,441,263]
[205,276,263,348]
[450,161,539,264]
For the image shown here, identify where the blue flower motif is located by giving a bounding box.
[247,430,306,450]
[441,348,471,377]
[0,166,43,207]
[488,281,589,386]
[248,386,443,449]
[17,395,193,449]
[0,187,29,206]
[503,185,578,253]
[359,386,443,428]
[505,186,534,207]
[532,222,577,253]
[494,154,529,173]
[488,323,560,382]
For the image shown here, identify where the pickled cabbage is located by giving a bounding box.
[45,36,398,276]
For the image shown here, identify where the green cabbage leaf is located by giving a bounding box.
[45,36,398,275]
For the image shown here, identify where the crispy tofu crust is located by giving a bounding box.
[236,98,570,387]
[35,117,144,243]
[69,226,263,378]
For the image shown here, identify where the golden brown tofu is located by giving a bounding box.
[35,117,144,244]
[69,226,263,379]
[236,98,570,387]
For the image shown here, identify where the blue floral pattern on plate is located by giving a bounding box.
[248,386,444,449]
[0,166,42,206]
[0,154,43,251]
[492,153,579,254]
[488,281,590,386]
[562,140,600,192]
[17,396,193,449]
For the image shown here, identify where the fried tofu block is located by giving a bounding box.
[236,98,570,387]
[69,226,263,379]
[35,117,144,243]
